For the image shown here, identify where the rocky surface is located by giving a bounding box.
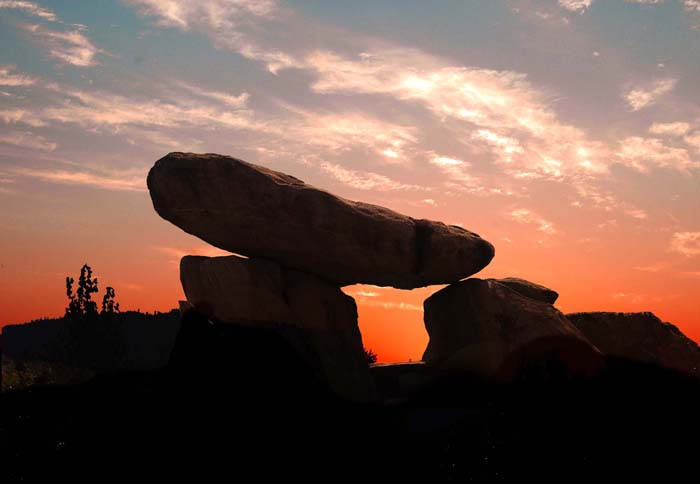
[568,311,700,377]
[148,152,494,288]
[423,279,602,380]
[494,277,559,304]
[180,255,374,401]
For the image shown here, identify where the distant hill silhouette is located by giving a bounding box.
[2,310,180,389]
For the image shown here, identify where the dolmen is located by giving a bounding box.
[148,152,700,401]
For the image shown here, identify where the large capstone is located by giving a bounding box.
[148,152,494,288]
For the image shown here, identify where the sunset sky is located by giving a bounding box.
[1,0,699,361]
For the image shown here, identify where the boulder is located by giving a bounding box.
[423,279,602,381]
[148,152,494,288]
[495,277,559,304]
[567,312,700,377]
[180,255,374,401]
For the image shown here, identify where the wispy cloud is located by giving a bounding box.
[429,154,484,192]
[127,0,277,28]
[683,131,700,152]
[307,49,609,177]
[357,299,423,312]
[320,162,425,192]
[624,208,648,219]
[634,262,668,273]
[649,122,691,136]
[0,108,46,127]
[617,136,696,172]
[21,23,104,67]
[612,292,646,303]
[0,130,56,151]
[0,65,36,86]
[0,1,56,21]
[176,82,250,109]
[508,208,558,234]
[127,0,295,73]
[36,85,259,131]
[684,1,700,13]
[623,78,677,111]
[284,107,418,161]
[558,0,594,13]
[14,167,146,191]
[670,231,700,257]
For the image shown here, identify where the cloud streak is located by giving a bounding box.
[13,167,146,191]
[306,49,609,177]
[21,23,104,67]
[320,162,425,192]
[624,78,677,111]
[508,208,558,234]
[670,232,700,257]
[0,65,36,86]
[0,1,56,21]
[0,130,56,151]
[558,0,594,13]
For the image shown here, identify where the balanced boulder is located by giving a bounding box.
[495,277,559,304]
[148,152,494,288]
[568,312,700,377]
[180,255,374,401]
[423,278,602,381]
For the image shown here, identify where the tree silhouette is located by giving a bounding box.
[364,347,378,365]
[101,287,120,315]
[63,264,126,371]
[65,264,100,319]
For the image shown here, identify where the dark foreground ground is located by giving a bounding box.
[2,356,700,483]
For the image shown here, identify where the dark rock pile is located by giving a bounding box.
[148,152,700,400]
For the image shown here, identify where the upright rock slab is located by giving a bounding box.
[423,279,602,381]
[148,152,494,288]
[180,255,374,401]
[568,312,700,377]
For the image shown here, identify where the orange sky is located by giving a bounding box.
[1,178,697,362]
[1,0,700,362]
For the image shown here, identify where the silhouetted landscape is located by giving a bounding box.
[3,152,700,482]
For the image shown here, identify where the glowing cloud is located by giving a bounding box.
[508,208,558,234]
[0,65,36,86]
[14,167,146,191]
[0,1,56,21]
[307,49,609,178]
[670,232,700,257]
[558,0,594,13]
[0,109,46,127]
[127,0,295,73]
[175,82,250,109]
[624,78,677,111]
[22,23,104,67]
[617,136,696,172]
[684,1,700,12]
[649,122,691,136]
[320,162,425,192]
[0,130,56,151]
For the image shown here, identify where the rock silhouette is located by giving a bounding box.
[144,151,700,400]
[495,277,559,304]
[148,152,494,289]
[180,255,374,401]
[422,278,602,380]
[568,312,700,377]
